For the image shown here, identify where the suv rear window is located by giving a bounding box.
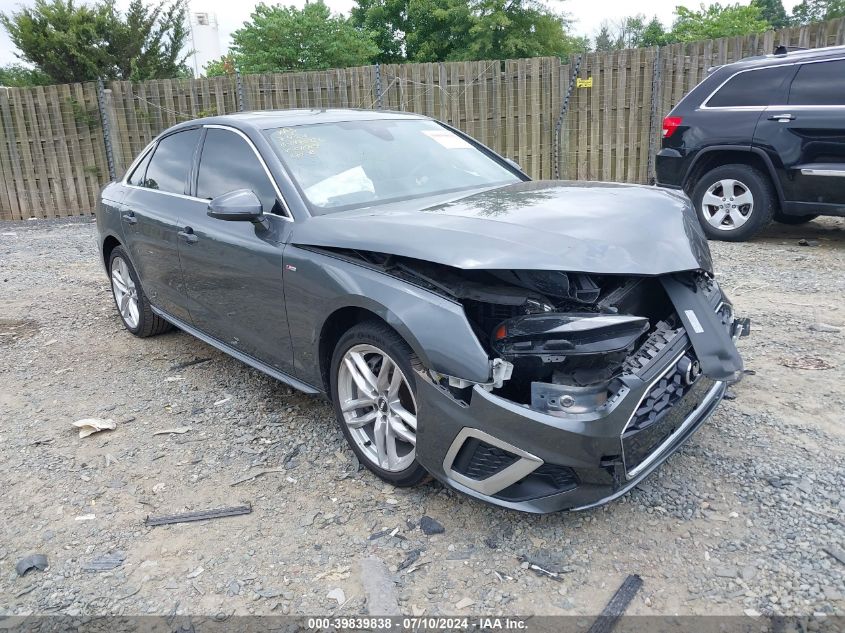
[789,60,845,105]
[706,66,792,108]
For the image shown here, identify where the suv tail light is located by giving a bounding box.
[662,116,683,138]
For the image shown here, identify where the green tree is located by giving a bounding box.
[640,16,674,46]
[752,0,789,28]
[226,2,379,73]
[0,63,52,86]
[593,15,673,51]
[671,3,770,42]
[1,0,191,84]
[0,0,188,83]
[352,0,585,62]
[790,0,845,24]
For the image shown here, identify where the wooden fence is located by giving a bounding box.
[1,18,843,221]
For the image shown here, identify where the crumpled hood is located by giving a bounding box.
[291,180,713,275]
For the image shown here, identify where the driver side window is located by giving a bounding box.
[196,128,281,215]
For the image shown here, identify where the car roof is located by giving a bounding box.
[713,44,845,73]
[165,108,430,135]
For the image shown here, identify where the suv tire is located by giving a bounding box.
[330,321,429,487]
[691,164,775,242]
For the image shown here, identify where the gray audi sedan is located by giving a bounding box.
[96,109,748,513]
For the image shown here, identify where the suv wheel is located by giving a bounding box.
[330,321,429,487]
[691,164,775,241]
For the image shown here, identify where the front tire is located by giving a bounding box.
[330,321,428,487]
[108,246,171,337]
[691,164,775,241]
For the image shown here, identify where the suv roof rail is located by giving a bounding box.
[773,45,808,55]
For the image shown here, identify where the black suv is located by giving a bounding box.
[656,45,845,241]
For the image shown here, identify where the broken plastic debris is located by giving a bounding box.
[145,503,252,527]
[82,552,126,572]
[151,426,191,436]
[72,418,116,438]
[326,587,345,605]
[75,514,96,521]
[16,554,48,576]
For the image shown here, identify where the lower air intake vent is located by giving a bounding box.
[494,464,579,502]
[452,438,519,481]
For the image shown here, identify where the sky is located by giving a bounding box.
[0,0,804,67]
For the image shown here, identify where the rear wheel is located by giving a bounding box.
[108,246,171,337]
[774,212,819,225]
[691,164,775,241]
[330,321,428,487]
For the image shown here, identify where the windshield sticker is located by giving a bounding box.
[304,166,375,206]
[422,129,473,149]
[272,128,321,159]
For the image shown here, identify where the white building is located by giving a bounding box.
[189,12,222,77]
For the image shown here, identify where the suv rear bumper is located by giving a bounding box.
[655,148,687,187]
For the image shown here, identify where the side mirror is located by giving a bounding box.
[207,189,263,222]
[505,158,522,172]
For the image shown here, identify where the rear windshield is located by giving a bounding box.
[264,119,520,214]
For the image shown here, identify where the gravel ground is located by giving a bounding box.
[0,215,843,619]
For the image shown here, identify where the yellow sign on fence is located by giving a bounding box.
[576,77,593,89]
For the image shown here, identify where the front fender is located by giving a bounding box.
[283,246,492,387]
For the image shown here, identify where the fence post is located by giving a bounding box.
[235,71,246,112]
[374,63,383,109]
[646,48,662,185]
[96,78,116,182]
[554,54,582,180]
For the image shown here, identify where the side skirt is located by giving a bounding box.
[151,306,321,395]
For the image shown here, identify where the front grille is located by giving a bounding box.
[622,351,710,474]
[452,438,519,481]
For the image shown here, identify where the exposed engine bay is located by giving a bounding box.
[304,246,742,415]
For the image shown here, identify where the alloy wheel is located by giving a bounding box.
[337,344,417,472]
[701,178,754,231]
[111,256,140,329]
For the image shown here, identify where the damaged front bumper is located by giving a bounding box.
[414,293,749,514]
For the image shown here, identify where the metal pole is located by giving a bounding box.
[97,78,116,182]
[375,63,383,109]
[646,47,662,185]
[235,71,246,112]
[554,54,582,180]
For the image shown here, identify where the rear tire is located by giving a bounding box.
[330,321,428,487]
[691,164,775,242]
[774,212,819,225]
[108,246,171,338]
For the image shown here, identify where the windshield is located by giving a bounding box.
[265,119,521,213]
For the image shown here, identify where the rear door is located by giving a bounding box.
[177,125,295,372]
[756,58,845,210]
[121,128,201,322]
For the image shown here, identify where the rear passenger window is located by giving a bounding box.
[789,60,845,105]
[144,128,201,194]
[707,66,792,107]
[127,149,152,186]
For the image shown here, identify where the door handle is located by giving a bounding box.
[177,228,198,244]
[768,113,795,122]
[121,211,138,225]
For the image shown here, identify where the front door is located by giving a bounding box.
[755,58,845,211]
[120,128,201,323]
[177,126,294,372]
